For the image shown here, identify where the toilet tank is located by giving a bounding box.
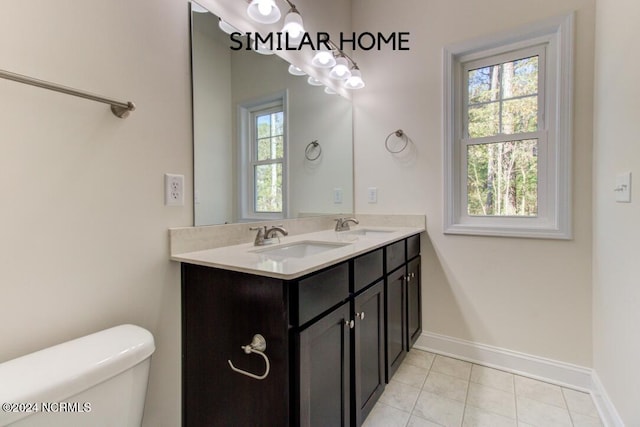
[0,324,155,427]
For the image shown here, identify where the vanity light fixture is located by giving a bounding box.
[329,56,351,80]
[288,64,306,76]
[241,0,365,90]
[281,4,305,47]
[247,0,281,24]
[311,46,337,68]
[344,68,365,89]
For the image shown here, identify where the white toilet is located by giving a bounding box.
[0,324,155,427]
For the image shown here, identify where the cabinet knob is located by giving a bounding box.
[356,312,365,320]
[405,275,411,283]
[345,319,355,328]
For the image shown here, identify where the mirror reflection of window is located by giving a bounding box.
[251,101,286,215]
[239,92,288,221]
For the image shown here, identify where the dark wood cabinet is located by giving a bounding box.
[296,302,351,427]
[384,233,422,381]
[181,264,290,427]
[385,266,407,382]
[353,280,385,426]
[407,256,422,348]
[181,233,421,427]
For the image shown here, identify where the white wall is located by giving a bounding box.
[593,0,640,424]
[0,1,192,425]
[352,0,596,366]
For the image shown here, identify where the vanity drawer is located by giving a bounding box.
[407,234,420,260]
[385,240,406,273]
[292,262,349,327]
[353,248,383,293]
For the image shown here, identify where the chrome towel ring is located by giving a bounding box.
[228,334,270,380]
[385,129,409,153]
[305,140,322,161]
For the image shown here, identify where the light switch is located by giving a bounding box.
[367,187,378,203]
[615,172,632,203]
[333,188,343,204]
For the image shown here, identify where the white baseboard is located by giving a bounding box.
[415,331,624,426]
[415,331,592,391]
[591,371,625,427]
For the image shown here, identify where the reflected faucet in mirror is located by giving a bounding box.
[334,217,359,232]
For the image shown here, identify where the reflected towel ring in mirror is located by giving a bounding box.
[305,140,322,161]
[385,129,409,153]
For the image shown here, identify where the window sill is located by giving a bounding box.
[443,223,572,240]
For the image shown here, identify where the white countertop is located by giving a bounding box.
[171,226,425,280]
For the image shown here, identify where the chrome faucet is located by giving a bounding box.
[250,225,288,246]
[265,225,288,239]
[334,217,359,232]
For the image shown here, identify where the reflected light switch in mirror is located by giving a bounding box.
[615,172,632,203]
[334,188,343,204]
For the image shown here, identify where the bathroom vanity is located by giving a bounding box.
[173,225,423,427]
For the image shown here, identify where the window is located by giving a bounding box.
[443,14,573,239]
[239,92,288,220]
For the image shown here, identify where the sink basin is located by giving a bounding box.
[344,229,395,238]
[251,240,351,259]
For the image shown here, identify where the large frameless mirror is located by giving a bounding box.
[190,4,354,225]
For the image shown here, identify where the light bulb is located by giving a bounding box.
[330,57,352,80]
[247,0,281,24]
[283,11,304,38]
[288,64,306,76]
[258,0,271,16]
[344,69,365,89]
[307,76,323,86]
[312,48,336,68]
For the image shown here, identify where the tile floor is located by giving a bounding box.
[363,350,603,427]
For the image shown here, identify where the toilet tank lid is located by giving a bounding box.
[0,324,155,404]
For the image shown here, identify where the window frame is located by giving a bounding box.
[238,91,289,221]
[443,14,574,239]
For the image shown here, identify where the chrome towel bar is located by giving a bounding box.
[0,68,136,118]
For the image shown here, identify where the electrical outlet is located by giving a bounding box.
[165,173,184,206]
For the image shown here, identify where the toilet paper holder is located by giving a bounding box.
[228,334,270,380]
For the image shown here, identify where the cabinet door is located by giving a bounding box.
[182,264,289,427]
[297,302,351,427]
[406,257,422,349]
[354,280,385,426]
[385,267,407,382]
